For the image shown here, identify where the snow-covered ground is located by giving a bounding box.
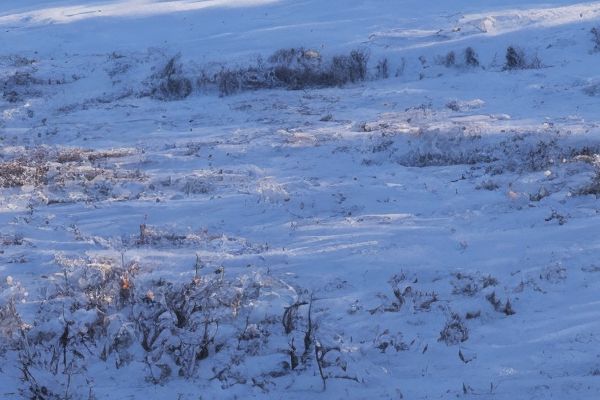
[2,1,600,399]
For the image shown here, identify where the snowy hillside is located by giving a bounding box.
[2,1,600,399]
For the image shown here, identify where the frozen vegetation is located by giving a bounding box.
[2,0,600,399]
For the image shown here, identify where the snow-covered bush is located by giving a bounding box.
[215,64,278,96]
[2,71,44,103]
[0,160,48,188]
[591,27,600,51]
[3,254,332,397]
[150,55,192,100]
[576,169,600,197]
[375,58,389,79]
[330,49,369,85]
[464,47,479,67]
[206,48,371,96]
[504,46,527,70]
[440,51,456,67]
[438,313,469,345]
[504,46,541,70]
[269,47,327,89]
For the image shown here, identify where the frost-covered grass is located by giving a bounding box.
[2,1,600,399]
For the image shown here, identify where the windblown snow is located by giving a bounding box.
[1,1,600,399]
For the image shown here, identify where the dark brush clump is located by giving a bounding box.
[505,46,526,70]
[150,47,373,98]
[207,47,370,96]
[150,55,192,100]
[503,46,541,70]
[464,47,479,67]
[591,27,600,51]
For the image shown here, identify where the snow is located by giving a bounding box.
[2,0,600,399]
